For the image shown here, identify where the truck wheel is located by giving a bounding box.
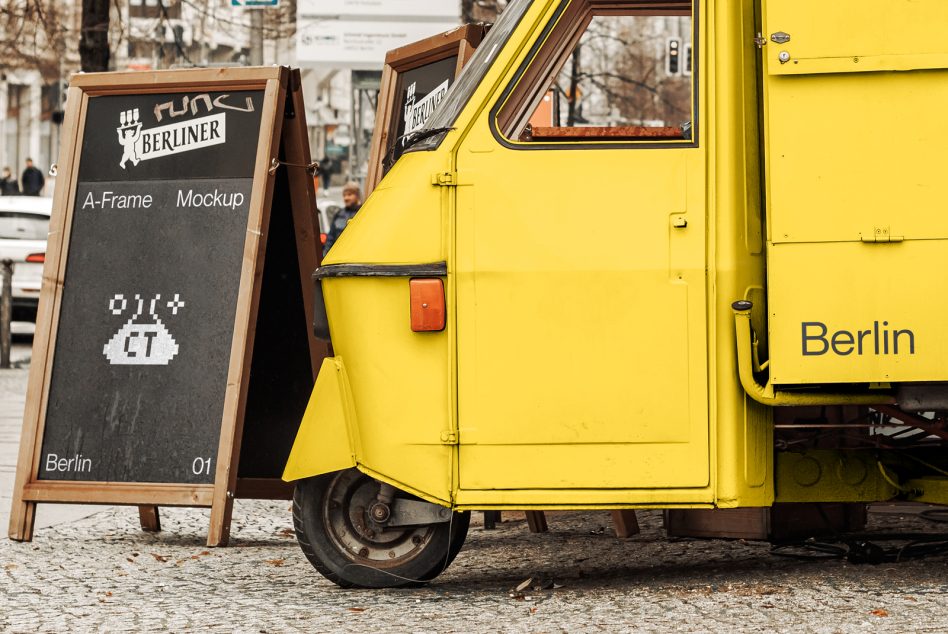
[292,469,470,588]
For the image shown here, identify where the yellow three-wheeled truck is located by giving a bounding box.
[283,0,948,587]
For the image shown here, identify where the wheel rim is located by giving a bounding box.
[322,470,439,568]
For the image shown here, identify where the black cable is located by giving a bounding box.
[771,532,948,564]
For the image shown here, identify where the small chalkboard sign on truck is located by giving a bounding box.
[8,66,328,546]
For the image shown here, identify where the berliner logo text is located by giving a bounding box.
[117,110,226,169]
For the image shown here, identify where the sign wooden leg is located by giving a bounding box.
[611,510,640,538]
[207,490,234,547]
[525,511,548,533]
[7,498,36,542]
[138,505,161,532]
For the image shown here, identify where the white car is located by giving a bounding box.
[0,196,52,322]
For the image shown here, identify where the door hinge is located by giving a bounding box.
[861,227,904,243]
[432,171,457,186]
[439,430,458,444]
[753,32,767,48]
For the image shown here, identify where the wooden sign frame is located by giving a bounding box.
[365,24,489,197]
[8,67,326,547]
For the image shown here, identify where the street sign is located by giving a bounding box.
[8,67,328,546]
[232,0,279,7]
[296,18,459,69]
[297,0,456,18]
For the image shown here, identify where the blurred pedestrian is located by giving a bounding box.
[21,158,44,196]
[323,181,362,256]
[318,155,334,192]
[0,167,19,195]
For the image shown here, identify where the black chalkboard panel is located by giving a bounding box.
[238,166,313,480]
[38,90,264,484]
[385,55,458,174]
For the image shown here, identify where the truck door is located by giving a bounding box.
[455,0,709,492]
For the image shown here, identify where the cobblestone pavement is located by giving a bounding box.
[2,502,948,633]
[3,338,948,632]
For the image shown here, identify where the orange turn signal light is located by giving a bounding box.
[409,278,445,332]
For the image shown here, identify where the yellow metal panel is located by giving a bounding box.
[763,0,948,75]
[763,70,948,244]
[768,241,948,385]
[775,450,898,503]
[323,151,450,266]
[322,277,455,502]
[906,477,948,506]
[282,357,356,482]
[455,112,709,490]
[708,0,773,509]
[454,487,714,508]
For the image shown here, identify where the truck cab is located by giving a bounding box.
[285,0,948,588]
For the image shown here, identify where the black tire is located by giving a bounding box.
[292,469,470,588]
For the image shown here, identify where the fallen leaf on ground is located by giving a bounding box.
[276,528,294,538]
[150,553,169,563]
[264,559,285,567]
[126,558,135,564]
[3,563,17,570]
[515,578,533,592]
[347,607,366,613]
[871,609,889,617]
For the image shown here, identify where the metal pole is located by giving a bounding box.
[249,10,264,66]
[1,259,13,369]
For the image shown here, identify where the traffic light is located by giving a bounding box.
[666,38,681,76]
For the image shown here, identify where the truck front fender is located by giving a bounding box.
[283,357,358,482]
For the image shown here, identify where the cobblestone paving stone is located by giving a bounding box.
[2,503,948,633]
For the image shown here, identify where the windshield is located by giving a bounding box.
[0,212,49,240]
[406,0,534,152]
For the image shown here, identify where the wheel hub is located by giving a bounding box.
[323,470,434,566]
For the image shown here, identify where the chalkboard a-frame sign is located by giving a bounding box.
[8,67,328,547]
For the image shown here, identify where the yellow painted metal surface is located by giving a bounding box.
[764,0,948,76]
[774,451,898,504]
[761,0,948,386]
[318,276,456,503]
[455,109,710,491]
[906,477,948,506]
[768,242,948,384]
[284,0,785,509]
[283,358,356,482]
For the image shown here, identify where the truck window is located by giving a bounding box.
[496,0,694,145]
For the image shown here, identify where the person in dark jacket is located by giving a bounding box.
[21,158,44,196]
[0,167,19,195]
[323,181,362,256]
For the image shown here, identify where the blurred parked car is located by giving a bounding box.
[0,196,52,322]
[316,197,342,248]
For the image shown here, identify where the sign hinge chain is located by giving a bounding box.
[440,430,458,445]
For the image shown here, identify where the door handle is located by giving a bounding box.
[671,214,688,229]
